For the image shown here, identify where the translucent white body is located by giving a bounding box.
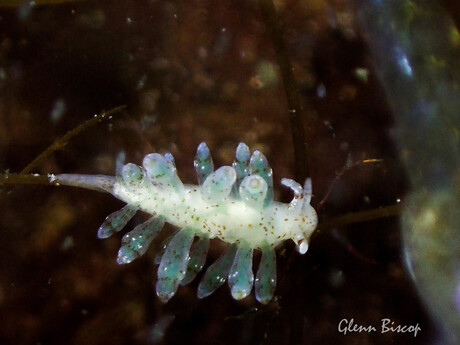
[53,142,318,303]
[113,181,318,250]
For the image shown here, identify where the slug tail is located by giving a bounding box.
[53,174,116,194]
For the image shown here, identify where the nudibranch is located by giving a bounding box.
[49,142,318,303]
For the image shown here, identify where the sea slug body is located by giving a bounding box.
[53,142,318,303]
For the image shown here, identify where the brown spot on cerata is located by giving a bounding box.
[162,198,165,202]
[223,225,226,230]
[284,218,288,221]
[196,217,200,221]
[248,224,252,228]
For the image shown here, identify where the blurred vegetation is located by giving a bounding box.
[358,0,460,343]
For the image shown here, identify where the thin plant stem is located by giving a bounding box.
[316,204,402,232]
[20,105,126,175]
[0,173,51,186]
[257,0,312,181]
[1,172,403,231]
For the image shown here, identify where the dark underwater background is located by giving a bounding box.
[1,1,459,344]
